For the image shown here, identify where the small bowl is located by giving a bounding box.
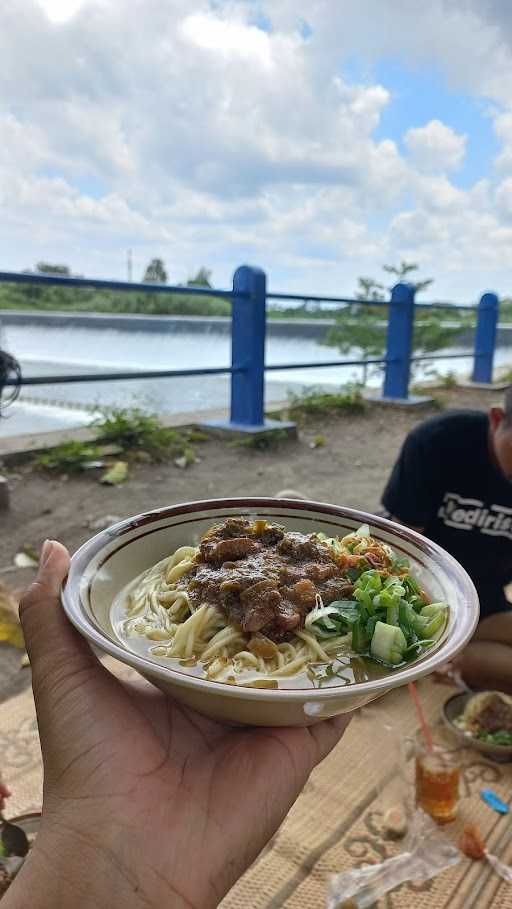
[0,813,40,899]
[6,813,41,840]
[443,692,512,763]
[62,498,480,727]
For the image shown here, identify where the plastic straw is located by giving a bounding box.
[408,681,434,751]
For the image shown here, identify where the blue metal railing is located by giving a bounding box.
[0,266,500,432]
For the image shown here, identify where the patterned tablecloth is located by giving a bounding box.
[2,664,512,908]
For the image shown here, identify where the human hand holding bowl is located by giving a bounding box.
[5,540,349,909]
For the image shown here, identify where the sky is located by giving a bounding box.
[3,1,512,300]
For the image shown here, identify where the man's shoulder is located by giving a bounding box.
[408,410,487,446]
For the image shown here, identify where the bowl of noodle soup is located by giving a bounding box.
[61,498,479,727]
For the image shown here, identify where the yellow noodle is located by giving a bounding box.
[122,543,351,685]
[166,559,195,585]
[294,630,331,662]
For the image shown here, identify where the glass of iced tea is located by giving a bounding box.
[414,731,461,824]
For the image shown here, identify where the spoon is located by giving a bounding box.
[0,815,29,858]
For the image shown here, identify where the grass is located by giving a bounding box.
[232,428,291,451]
[426,369,458,388]
[0,284,336,320]
[286,385,366,421]
[37,441,102,472]
[93,407,191,461]
[37,407,204,473]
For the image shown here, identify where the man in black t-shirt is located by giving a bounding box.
[382,389,512,693]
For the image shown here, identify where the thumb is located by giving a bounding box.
[19,539,102,725]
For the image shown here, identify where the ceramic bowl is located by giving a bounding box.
[0,813,40,899]
[443,692,512,762]
[62,498,479,726]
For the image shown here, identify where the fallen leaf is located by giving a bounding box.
[20,653,30,668]
[0,622,24,648]
[0,587,24,650]
[13,552,38,569]
[174,448,196,469]
[100,461,128,485]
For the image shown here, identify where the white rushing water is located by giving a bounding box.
[0,319,508,438]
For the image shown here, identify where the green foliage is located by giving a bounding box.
[355,277,385,302]
[0,260,233,316]
[434,370,458,388]
[382,260,433,294]
[143,258,168,283]
[287,385,366,421]
[500,298,512,321]
[36,408,203,475]
[0,260,346,320]
[36,262,71,275]
[93,407,190,461]
[324,302,388,361]
[37,441,101,472]
[187,267,212,288]
[324,261,470,381]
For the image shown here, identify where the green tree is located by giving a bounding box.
[0,262,78,310]
[324,261,467,385]
[143,258,168,283]
[355,277,385,302]
[382,260,434,295]
[35,262,71,276]
[187,267,212,288]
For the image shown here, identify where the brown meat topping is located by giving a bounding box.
[475,694,512,734]
[183,519,353,641]
[201,537,261,564]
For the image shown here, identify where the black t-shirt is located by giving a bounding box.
[382,410,512,619]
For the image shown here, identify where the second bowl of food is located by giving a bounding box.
[443,690,512,762]
[62,498,479,726]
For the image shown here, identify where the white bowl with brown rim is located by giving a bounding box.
[61,498,479,727]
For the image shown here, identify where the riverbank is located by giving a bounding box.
[6,304,512,442]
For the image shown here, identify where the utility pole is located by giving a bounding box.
[127,248,133,282]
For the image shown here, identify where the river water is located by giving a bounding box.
[0,318,509,439]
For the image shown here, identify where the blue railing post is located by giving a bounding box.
[382,282,416,400]
[472,292,499,384]
[230,265,266,428]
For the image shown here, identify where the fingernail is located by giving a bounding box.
[40,539,54,566]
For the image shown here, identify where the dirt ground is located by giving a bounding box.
[0,385,501,702]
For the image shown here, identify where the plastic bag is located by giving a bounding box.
[350,706,413,835]
[326,809,460,909]
[485,851,512,883]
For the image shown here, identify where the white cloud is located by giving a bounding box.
[181,13,275,67]
[3,0,512,300]
[37,0,91,22]
[405,120,466,171]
